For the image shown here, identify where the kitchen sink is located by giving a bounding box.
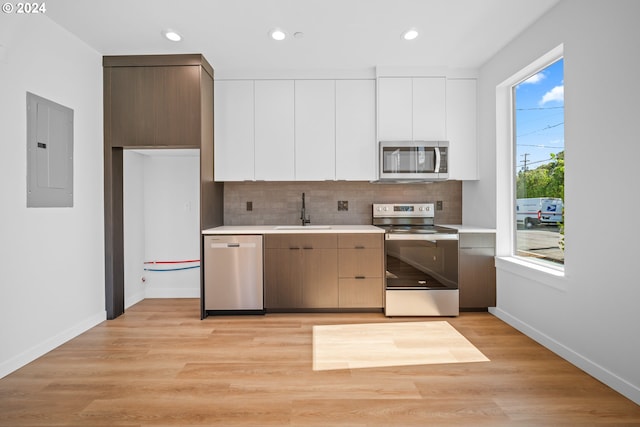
[274,225,332,230]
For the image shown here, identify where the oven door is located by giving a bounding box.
[384,234,458,290]
[384,233,459,316]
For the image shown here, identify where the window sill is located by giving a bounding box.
[495,256,567,292]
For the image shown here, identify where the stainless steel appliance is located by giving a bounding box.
[379,141,449,181]
[373,203,459,316]
[204,235,264,315]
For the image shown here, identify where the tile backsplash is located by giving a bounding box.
[224,181,462,225]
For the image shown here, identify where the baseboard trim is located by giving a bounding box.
[0,310,106,379]
[125,291,145,309]
[490,307,640,405]
[144,288,199,298]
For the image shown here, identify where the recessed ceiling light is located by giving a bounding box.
[270,28,287,41]
[163,30,182,42]
[402,29,419,41]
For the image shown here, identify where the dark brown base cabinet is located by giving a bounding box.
[265,233,384,310]
[459,233,496,309]
[338,233,384,308]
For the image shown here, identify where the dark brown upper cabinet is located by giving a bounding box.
[103,54,214,148]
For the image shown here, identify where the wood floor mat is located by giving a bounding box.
[313,320,489,371]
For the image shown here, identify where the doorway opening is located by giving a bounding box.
[123,149,201,308]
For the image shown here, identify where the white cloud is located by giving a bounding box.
[522,72,546,84]
[539,85,564,105]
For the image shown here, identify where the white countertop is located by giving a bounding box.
[202,225,385,235]
[437,224,496,233]
[203,224,495,235]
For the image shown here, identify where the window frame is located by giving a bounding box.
[495,44,565,280]
[511,56,565,271]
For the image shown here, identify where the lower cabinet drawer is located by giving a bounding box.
[338,278,383,308]
[338,248,383,278]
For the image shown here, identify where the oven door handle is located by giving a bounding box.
[385,233,458,241]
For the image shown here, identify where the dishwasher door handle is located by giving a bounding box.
[210,242,258,249]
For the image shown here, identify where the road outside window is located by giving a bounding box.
[513,58,564,267]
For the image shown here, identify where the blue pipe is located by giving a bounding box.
[143,265,200,272]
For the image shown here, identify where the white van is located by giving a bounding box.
[516,198,563,228]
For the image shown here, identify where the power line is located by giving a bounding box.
[527,158,555,166]
[517,144,564,148]
[516,106,564,111]
[516,157,556,171]
[517,122,564,138]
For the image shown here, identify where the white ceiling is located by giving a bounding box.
[47,0,559,75]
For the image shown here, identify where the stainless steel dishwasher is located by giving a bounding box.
[204,235,264,315]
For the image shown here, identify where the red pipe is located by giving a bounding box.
[144,259,200,265]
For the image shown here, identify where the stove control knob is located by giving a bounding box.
[418,207,424,211]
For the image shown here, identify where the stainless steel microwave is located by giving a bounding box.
[379,141,449,181]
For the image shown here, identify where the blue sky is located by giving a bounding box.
[514,58,564,172]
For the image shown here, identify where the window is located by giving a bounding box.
[512,58,564,268]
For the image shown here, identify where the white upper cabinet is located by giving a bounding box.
[254,80,295,181]
[214,78,376,182]
[295,80,336,180]
[378,77,446,141]
[335,80,376,180]
[214,80,254,181]
[413,77,446,141]
[213,74,474,182]
[446,78,478,180]
[377,78,413,141]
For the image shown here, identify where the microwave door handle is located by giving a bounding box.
[393,149,400,172]
[434,147,441,172]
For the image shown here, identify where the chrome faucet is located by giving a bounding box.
[300,192,310,226]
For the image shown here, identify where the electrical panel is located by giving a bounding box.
[26,92,73,207]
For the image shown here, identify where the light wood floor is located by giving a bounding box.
[312,321,489,370]
[1,299,638,426]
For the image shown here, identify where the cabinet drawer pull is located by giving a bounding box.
[289,247,300,250]
[355,276,366,279]
[303,246,313,250]
[355,246,365,249]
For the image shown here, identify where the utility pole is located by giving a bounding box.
[521,153,530,172]
[520,153,530,198]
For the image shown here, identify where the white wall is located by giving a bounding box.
[123,151,146,308]
[123,151,201,300]
[466,0,640,404]
[0,15,104,377]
